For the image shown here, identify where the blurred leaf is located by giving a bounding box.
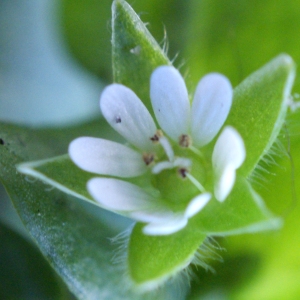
[0,0,102,127]
[62,0,184,80]
[0,221,71,300]
[62,0,113,79]
[183,0,300,90]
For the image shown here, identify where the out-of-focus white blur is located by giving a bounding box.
[0,0,102,127]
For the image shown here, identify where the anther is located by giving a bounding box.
[150,130,163,143]
[179,134,192,148]
[178,168,188,178]
[143,153,155,165]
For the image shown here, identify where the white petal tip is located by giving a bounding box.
[100,84,156,150]
[213,126,246,202]
[214,166,236,202]
[69,137,146,177]
[87,178,152,211]
[150,66,190,141]
[191,73,233,147]
[185,193,212,218]
[215,126,246,168]
[142,216,188,235]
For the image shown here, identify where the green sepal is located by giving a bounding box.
[227,54,295,177]
[189,176,281,235]
[128,176,280,287]
[128,223,206,290]
[112,0,170,114]
[17,155,94,203]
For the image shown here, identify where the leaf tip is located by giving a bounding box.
[112,0,129,14]
[273,53,296,81]
[16,162,31,176]
[276,53,295,68]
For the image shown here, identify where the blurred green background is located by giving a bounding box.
[1,0,300,299]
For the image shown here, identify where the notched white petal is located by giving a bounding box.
[69,137,146,177]
[87,178,153,211]
[100,84,156,151]
[142,215,188,235]
[214,165,236,202]
[212,126,246,202]
[191,73,232,147]
[150,66,190,141]
[184,192,211,218]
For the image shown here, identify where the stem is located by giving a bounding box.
[159,136,174,161]
[189,146,204,158]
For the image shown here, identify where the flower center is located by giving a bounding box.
[143,130,208,199]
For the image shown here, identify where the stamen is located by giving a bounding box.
[152,157,191,174]
[185,172,206,193]
[150,130,163,143]
[178,168,188,178]
[173,157,192,168]
[150,130,174,161]
[143,153,155,165]
[179,134,191,148]
[189,145,204,158]
[152,161,174,174]
[159,136,174,161]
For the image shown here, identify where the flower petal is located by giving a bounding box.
[130,210,178,223]
[69,137,146,177]
[191,73,232,147]
[184,192,211,218]
[142,215,188,235]
[150,66,190,141]
[212,126,246,202]
[214,165,236,203]
[87,178,154,211]
[100,84,156,151]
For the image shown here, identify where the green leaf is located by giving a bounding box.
[0,122,177,300]
[227,54,295,176]
[112,0,170,113]
[0,221,71,300]
[129,224,206,290]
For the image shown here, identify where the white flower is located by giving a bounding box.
[69,66,246,235]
